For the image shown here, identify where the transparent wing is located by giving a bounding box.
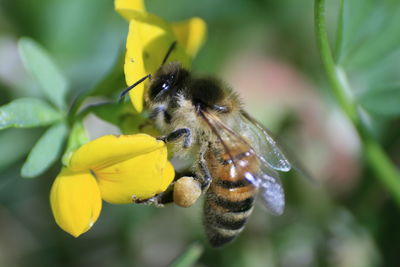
[257,165,285,215]
[241,111,313,181]
[199,110,285,215]
[199,110,260,186]
[238,111,291,172]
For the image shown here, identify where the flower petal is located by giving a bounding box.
[114,0,148,21]
[50,168,102,237]
[69,134,165,171]
[124,19,190,112]
[96,146,172,203]
[160,161,175,191]
[172,17,207,57]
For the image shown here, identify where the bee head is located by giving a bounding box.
[147,62,190,103]
[120,40,233,115]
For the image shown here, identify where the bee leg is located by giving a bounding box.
[133,195,164,207]
[197,158,212,191]
[157,128,192,148]
[133,167,200,207]
[133,182,176,207]
[134,176,202,208]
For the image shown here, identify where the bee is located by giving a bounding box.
[124,42,305,247]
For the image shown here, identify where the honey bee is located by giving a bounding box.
[124,43,305,247]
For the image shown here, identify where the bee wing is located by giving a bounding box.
[241,111,313,181]
[199,110,286,215]
[257,165,285,215]
[238,111,291,172]
[199,110,259,181]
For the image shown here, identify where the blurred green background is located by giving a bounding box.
[1,0,400,266]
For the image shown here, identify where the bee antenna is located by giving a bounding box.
[119,74,152,102]
[119,41,176,102]
[161,41,177,66]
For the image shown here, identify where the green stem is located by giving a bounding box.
[170,242,203,267]
[315,0,358,125]
[314,0,400,206]
[334,0,345,62]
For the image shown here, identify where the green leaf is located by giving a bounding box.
[315,0,400,207]
[0,98,62,130]
[89,47,126,98]
[80,102,149,134]
[69,47,125,117]
[90,102,141,126]
[331,0,400,119]
[0,129,42,172]
[18,37,68,110]
[61,120,89,166]
[334,0,345,62]
[335,0,400,67]
[170,243,203,267]
[91,102,125,126]
[21,122,68,178]
[357,85,400,116]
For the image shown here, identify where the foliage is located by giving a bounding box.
[315,0,400,204]
[1,38,69,178]
[0,0,399,266]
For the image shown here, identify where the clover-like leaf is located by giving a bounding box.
[21,122,68,178]
[315,0,400,206]
[18,37,68,110]
[0,129,41,172]
[331,0,400,119]
[0,98,62,130]
[335,0,400,68]
[357,85,400,117]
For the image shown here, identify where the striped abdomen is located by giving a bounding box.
[203,149,259,247]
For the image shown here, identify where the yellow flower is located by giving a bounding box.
[50,0,202,239]
[50,134,174,237]
[50,169,101,237]
[115,0,207,112]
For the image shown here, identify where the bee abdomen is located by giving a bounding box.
[213,211,248,230]
[205,225,245,247]
[203,182,256,247]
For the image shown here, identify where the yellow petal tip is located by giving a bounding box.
[50,169,102,237]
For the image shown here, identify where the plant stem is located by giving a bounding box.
[314,0,400,205]
[315,0,358,125]
[170,242,203,267]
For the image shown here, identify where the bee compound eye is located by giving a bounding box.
[173,176,202,208]
[161,82,170,90]
[150,80,170,99]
